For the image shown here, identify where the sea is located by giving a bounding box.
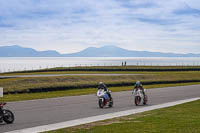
[0,57,200,73]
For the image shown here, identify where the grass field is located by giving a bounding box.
[1,82,200,102]
[0,66,200,102]
[45,99,200,133]
[2,65,200,76]
[1,71,200,93]
[0,71,149,76]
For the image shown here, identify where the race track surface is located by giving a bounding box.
[1,85,200,133]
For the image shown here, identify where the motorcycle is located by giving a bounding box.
[133,89,148,106]
[0,103,15,124]
[97,89,113,108]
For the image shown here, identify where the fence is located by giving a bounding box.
[1,62,200,73]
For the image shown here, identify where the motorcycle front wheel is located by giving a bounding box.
[3,109,14,124]
[99,99,104,108]
[135,96,140,106]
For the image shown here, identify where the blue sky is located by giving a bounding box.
[0,0,200,54]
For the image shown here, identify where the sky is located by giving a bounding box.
[0,0,200,54]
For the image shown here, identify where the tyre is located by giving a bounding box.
[99,99,104,108]
[3,109,14,124]
[109,97,113,107]
[135,96,140,106]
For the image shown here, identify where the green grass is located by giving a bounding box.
[0,67,200,102]
[2,65,200,76]
[1,82,200,102]
[0,75,145,92]
[1,71,200,93]
[0,71,145,76]
[1,69,197,76]
[45,99,200,133]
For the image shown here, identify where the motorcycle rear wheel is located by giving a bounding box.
[143,95,148,105]
[108,97,113,107]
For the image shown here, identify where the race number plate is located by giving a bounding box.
[0,87,3,97]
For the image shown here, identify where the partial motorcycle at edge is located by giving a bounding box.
[0,103,15,124]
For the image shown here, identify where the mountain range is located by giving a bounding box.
[0,45,200,57]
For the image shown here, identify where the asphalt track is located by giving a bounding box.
[0,73,140,78]
[1,85,200,133]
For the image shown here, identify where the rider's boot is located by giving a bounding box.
[142,91,146,96]
[143,92,146,100]
[107,93,111,100]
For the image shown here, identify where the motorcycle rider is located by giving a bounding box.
[133,81,146,96]
[98,82,112,99]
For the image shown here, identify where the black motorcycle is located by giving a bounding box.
[0,103,14,124]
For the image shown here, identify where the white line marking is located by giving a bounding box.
[6,97,200,133]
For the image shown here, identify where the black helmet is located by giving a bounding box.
[98,82,104,89]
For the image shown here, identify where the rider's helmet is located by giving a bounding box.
[99,82,103,85]
[98,82,104,89]
[99,82,104,87]
[135,81,142,87]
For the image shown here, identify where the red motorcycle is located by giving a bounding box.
[0,103,14,124]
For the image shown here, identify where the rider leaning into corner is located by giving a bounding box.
[133,81,146,96]
[98,82,112,99]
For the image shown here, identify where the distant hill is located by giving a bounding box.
[0,45,200,57]
[63,45,200,57]
[0,45,60,57]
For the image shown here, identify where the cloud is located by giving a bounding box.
[115,0,157,9]
[174,4,200,16]
[0,0,200,54]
